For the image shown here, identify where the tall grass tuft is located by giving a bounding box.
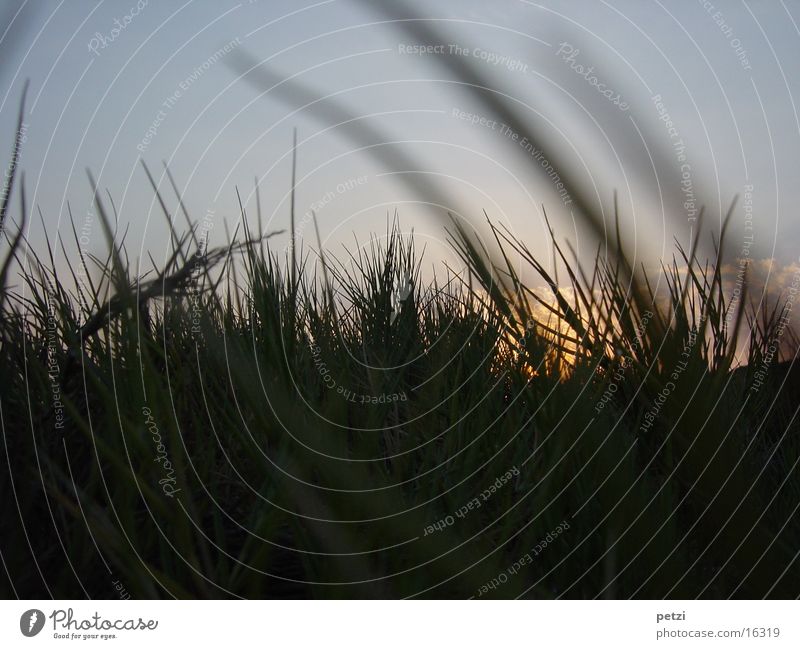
[1,154,797,597]
[2,8,799,595]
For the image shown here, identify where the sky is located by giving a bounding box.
[0,0,798,288]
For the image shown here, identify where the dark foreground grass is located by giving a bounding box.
[1,163,799,598]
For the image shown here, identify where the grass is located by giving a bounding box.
[1,157,798,598]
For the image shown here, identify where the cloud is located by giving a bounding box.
[719,257,800,305]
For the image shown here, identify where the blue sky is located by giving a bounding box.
[1,0,798,284]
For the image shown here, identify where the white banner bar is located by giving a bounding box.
[0,600,796,648]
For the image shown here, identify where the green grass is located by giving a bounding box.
[1,160,798,598]
[2,29,799,596]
